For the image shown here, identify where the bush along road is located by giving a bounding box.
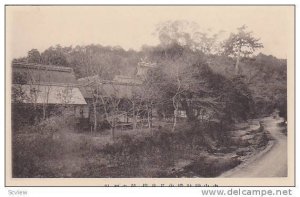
[220,116,287,177]
[13,115,286,178]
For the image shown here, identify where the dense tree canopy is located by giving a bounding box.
[222,25,264,74]
[12,21,287,123]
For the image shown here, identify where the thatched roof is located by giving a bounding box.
[100,82,139,99]
[113,75,142,85]
[136,60,157,77]
[12,84,87,105]
[78,75,141,99]
[12,63,86,105]
[12,63,77,85]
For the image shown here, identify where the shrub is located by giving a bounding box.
[12,112,85,177]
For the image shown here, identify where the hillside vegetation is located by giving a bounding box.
[13,23,287,122]
[12,21,287,178]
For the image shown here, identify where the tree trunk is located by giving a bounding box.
[147,110,151,129]
[42,104,47,120]
[43,86,50,120]
[172,97,178,132]
[132,102,137,130]
[172,111,177,132]
[235,48,241,75]
[146,103,152,129]
[93,101,97,133]
[133,115,137,130]
[150,106,153,128]
[111,119,115,141]
[33,103,38,125]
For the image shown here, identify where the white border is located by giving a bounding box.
[1,0,299,197]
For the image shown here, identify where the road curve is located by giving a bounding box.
[221,117,287,177]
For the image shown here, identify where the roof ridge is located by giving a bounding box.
[12,63,73,73]
[12,82,79,87]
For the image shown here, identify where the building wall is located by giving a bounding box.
[75,105,89,118]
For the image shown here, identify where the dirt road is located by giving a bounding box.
[221,117,287,177]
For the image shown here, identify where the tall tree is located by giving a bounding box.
[222,25,263,74]
[27,49,41,63]
[41,45,68,66]
[155,20,221,55]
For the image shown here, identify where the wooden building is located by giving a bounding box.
[11,63,87,129]
[78,75,142,129]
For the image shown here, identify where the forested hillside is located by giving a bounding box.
[11,20,288,179]
[13,21,287,123]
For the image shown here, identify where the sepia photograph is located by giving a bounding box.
[5,5,295,186]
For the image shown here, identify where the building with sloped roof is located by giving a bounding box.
[77,60,157,131]
[77,75,142,128]
[135,59,157,78]
[12,63,87,129]
[113,75,142,85]
[78,76,141,99]
[12,63,86,105]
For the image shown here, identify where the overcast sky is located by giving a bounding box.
[6,6,294,59]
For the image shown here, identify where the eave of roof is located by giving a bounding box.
[12,84,87,105]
